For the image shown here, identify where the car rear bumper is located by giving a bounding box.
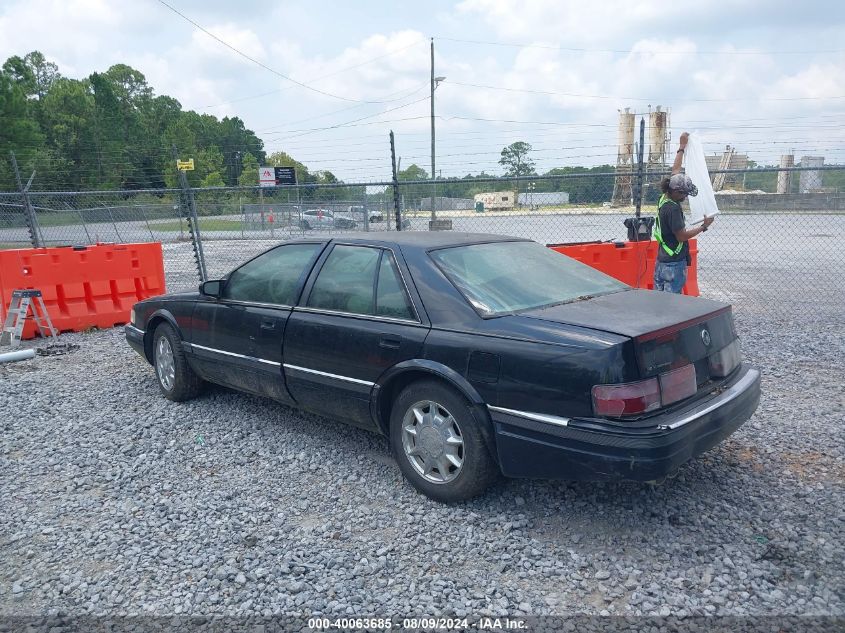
[125,324,147,360]
[489,364,761,481]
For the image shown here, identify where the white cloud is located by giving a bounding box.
[0,0,843,177]
[187,23,267,68]
[0,0,153,73]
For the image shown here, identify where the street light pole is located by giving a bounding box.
[430,38,436,224]
[430,39,446,225]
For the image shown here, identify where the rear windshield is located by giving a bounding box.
[430,241,628,317]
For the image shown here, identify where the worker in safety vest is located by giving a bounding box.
[652,131,715,293]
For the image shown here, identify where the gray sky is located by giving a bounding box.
[2,0,843,182]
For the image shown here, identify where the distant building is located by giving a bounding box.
[473,191,516,210]
[517,191,569,206]
[419,197,475,211]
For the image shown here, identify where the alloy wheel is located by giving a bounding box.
[156,336,176,391]
[401,399,464,484]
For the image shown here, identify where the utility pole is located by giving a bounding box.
[634,117,645,218]
[429,39,446,228]
[390,131,403,231]
[430,38,436,224]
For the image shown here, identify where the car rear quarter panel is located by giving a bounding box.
[401,243,639,419]
[422,321,636,419]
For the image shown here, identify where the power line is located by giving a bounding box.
[448,80,845,102]
[264,101,433,141]
[201,40,426,109]
[254,83,429,133]
[10,119,843,157]
[156,0,379,104]
[436,36,844,56]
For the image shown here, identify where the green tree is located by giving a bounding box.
[0,51,293,193]
[542,165,615,204]
[137,95,183,188]
[499,142,535,202]
[3,51,60,100]
[103,64,152,104]
[398,164,428,180]
[39,77,94,190]
[499,142,535,177]
[238,153,260,186]
[0,70,44,189]
[267,151,310,184]
[218,116,265,186]
[742,160,778,193]
[193,146,226,187]
[201,171,225,187]
[89,71,129,188]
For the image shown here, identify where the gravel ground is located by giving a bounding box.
[1,240,843,629]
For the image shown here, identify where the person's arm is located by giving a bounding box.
[674,215,715,241]
[671,132,689,175]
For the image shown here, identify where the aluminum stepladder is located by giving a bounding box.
[0,289,58,350]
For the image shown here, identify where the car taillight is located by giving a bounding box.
[592,363,698,418]
[592,378,660,417]
[659,364,697,406]
[709,340,741,378]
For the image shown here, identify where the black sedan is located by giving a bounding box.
[126,232,761,502]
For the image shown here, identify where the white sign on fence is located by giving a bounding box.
[259,166,276,187]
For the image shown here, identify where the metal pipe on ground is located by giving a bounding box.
[0,348,36,363]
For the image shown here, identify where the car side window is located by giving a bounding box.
[307,245,380,315]
[223,243,321,305]
[376,253,415,320]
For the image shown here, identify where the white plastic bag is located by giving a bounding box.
[684,133,720,225]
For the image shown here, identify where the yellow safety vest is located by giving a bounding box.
[652,194,684,257]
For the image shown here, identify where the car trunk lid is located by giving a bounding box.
[520,289,737,380]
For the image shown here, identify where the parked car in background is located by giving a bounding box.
[126,232,760,503]
[348,205,384,223]
[299,208,357,230]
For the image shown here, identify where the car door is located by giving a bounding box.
[189,242,325,401]
[283,244,429,430]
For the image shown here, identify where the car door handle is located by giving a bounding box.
[260,319,276,330]
[379,336,401,349]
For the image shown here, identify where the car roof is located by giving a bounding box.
[325,231,529,252]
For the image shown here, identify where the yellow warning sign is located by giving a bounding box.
[176,159,195,171]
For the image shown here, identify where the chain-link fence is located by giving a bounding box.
[1,167,843,316]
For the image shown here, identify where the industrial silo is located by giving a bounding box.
[799,156,824,193]
[777,155,794,194]
[612,108,636,205]
[647,106,669,167]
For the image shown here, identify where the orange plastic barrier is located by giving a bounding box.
[0,243,166,340]
[548,239,699,296]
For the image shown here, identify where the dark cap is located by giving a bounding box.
[668,173,698,197]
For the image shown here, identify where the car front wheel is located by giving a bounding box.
[390,380,499,502]
[153,322,203,402]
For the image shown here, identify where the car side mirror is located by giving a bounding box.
[200,280,223,297]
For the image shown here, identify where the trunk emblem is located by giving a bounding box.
[701,329,712,347]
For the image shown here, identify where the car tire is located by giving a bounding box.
[300,220,311,230]
[153,322,203,402]
[390,380,499,503]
